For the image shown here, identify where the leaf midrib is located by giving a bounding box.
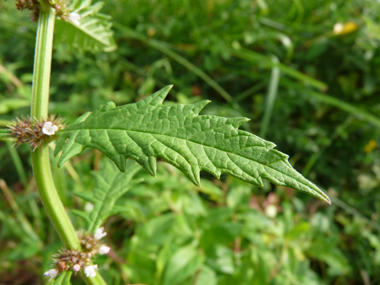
[60,127,319,193]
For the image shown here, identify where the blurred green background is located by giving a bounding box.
[0,0,379,284]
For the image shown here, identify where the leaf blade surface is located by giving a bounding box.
[71,159,142,232]
[55,0,116,52]
[56,86,330,204]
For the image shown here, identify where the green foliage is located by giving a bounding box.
[112,164,346,285]
[55,86,330,203]
[71,159,142,233]
[1,0,380,284]
[55,0,116,53]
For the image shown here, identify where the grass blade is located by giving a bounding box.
[308,91,380,127]
[7,142,28,188]
[231,48,328,91]
[260,56,280,138]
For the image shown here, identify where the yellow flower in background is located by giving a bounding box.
[333,22,359,35]
[364,139,377,154]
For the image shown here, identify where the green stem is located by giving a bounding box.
[31,8,54,119]
[31,8,106,285]
[32,147,78,247]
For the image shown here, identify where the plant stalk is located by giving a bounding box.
[31,5,78,248]
[31,8,106,285]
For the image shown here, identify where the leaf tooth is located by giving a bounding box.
[58,141,85,168]
[75,111,93,124]
[237,130,277,149]
[229,117,250,129]
[112,155,127,172]
[148,156,157,177]
[189,100,211,115]
[94,101,116,114]
[139,156,156,177]
[191,165,201,186]
[199,164,221,180]
[141,85,173,108]
[182,165,201,186]
[243,173,263,187]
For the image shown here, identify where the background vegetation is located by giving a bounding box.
[0,0,379,284]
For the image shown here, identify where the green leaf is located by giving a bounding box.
[55,85,330,204]
[205,245,235,275]
[0,98,30,114]
[71,209,92,225]
[7,242,41,261]
[0,129,12,142]
[72,159,142,232]
[55,0,116,53]
[162,244,205,285]
[195,265,217,285]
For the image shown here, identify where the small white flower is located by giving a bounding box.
[43,269,58,280]
[98,245,110,255]
[42,122,58,136]
[333,23,344,34]
[68,12,81,25]
[84,202,94,212]
[94,227,107,240]
[73,264,81,272]
[265,204,277,218]
[84,265,98,278]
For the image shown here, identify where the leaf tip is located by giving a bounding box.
[311,184,331,205]
[164,84,174,93]
[304,182,331,205]
[57,158,67,169]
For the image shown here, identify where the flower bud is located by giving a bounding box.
[98,245,110,255]
[72,264,81,272]
[68,12,81,25]
[84,265,98,277]
[94,227,107,240]
[43,269,58,280]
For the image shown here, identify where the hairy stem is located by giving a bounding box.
[31,5,78,248]
[31,8,106,285]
